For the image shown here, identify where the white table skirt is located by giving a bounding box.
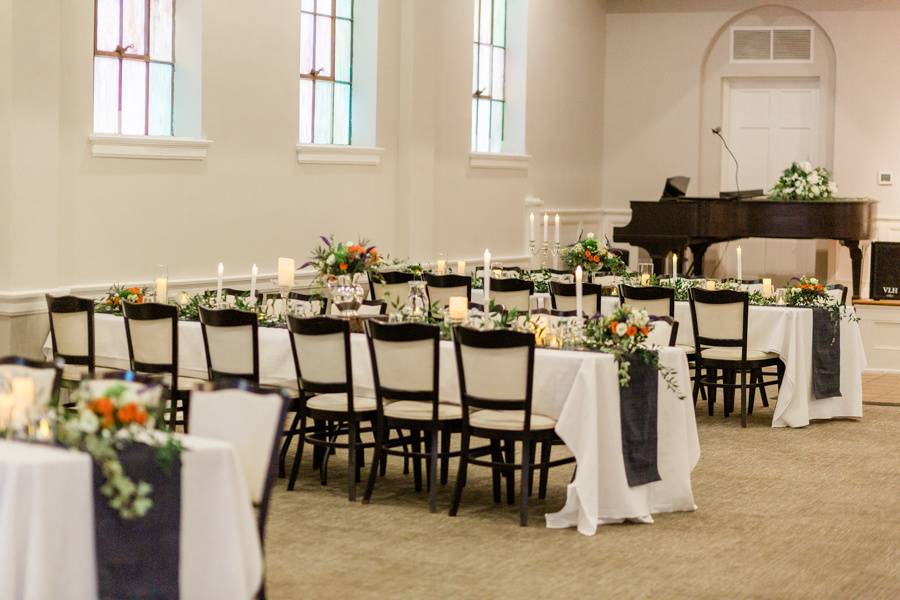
[44,315,699,536]
[0,436,262,600]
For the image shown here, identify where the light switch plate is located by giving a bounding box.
[878,171,893,186]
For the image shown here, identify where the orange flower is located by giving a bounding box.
[101,415,114,429]
[128,287,141,295]
[627,325,637,337]
[593,255,600,263]
[348,244,365,255]
[339,262,348,271]
[640,326,649,336]
[91,397,114,417]
[117,402,146,425]
[585,250,591,258]
[609,321,619,334]
[369,248,378,261]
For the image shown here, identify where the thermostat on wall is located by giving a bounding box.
[878,171,893,186]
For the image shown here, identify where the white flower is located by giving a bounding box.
[346,240,354,247]
[326,254,336,265]
[800,161,813,173]
[586,232,595,240]
[809,277,819,284]
[615,322,628,336]
[78,410,99,434]
[808,171,820,185]
[827,181,838,194]
[810,185,821,196]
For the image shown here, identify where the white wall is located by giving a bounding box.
[602,0,900,285]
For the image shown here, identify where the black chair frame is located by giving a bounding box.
[285,316,376,501]
[618,284,676,317]
[45,294,97,379]
[648,315,680,347]
[549,281,604,315]
[449,327,575,526]
[688,288,783,427]
[198,306,261,383]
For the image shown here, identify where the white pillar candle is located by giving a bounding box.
[457,260,466,275]
[706,279,717,291]
[155,277,168,304]
[543,214,549,244]
[12,378,34,412]
[448,296,468,320]
[483,249,491,307]
[672,253,678,279]
[554,214,560,244]
[529,212,535,242]
[216,262,224,307]
[575,266,584,318]
[249,264,258,304]
[640,273,651,286]
[436,259,446,275]
[762,277,773,298]
[736,245,743,281]
[277,257,295,288]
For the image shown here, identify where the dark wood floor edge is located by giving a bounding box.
[862,401,900,407]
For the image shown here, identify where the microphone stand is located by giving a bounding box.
[713,127,740,194]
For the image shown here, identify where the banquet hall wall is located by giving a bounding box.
[0,0,606,356]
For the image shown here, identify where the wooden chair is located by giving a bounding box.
[549,281,603,316]
[198,307,261,383]
[0,356,64,408]
[46,294,115,386]
[122,301,204,431]
[688,288,783,427]
[368,271,415,313]
[189,379,289,600]
[449,327,575,526]
[362,321,464,512]
[618,284,675,318]
[488,278,534,313]
[288,291,327,315]
[285,316,377,501]
[646,315,679,347]
[424,273,472,312]
[330,299,387,316]
[826,283,848,306]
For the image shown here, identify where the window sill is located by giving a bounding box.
[296,144,384,166]
[469,151,531,171]
[89,134,212,160]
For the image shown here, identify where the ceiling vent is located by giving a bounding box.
[731,27,813,62]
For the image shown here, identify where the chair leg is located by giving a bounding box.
[504,439,515,505]
[528,441,537,497]
[759,370,770,407]
[448,432,470,517]
[363,418,384,504]
[320,422,332,486]
[412,430,423,492]
[440,429,451,485]
[397,428,410,474]
[428,429,439,513]
[424,432,432,491]
[519,440,531,527]
[347,420,358,501]
[748,368,758,415]
[539,441,551,500]
[740,369,748,428]
[287,416,308,491]
[490,440,503,504]
[311,420,325,471]
[379,425,388,477]
[279,410,301,478]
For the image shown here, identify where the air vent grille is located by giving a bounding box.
[731,27,813,62]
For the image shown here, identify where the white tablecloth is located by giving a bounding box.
[45,315,699,536]
[0,436,262,600]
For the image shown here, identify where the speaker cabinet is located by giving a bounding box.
[869,242,900,300]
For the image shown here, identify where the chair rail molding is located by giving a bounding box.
[89,134,212,160]
[469,151,531,171]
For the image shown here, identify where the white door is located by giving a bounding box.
[719,78,821,281]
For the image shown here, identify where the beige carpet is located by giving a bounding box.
[264,400,900,599]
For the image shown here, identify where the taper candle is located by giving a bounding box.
[575,266,584,318]
[483,249,491,307]
[249,264,258,304]
[215,262,224,307]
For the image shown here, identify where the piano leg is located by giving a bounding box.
[688,243,711,278]
[840,240,863,299]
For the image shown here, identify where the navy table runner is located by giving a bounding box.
[619,355,662,487]
[811,308,841,400]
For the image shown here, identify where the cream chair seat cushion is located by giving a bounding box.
[700,347,779,361]
[469,409,556,431]
[305,393,376,412]
[61,365,118,382]
[383,401,462,421]
[677,344,696,355]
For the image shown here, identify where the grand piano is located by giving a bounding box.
[613,195,877,298]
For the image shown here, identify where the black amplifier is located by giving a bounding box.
[869,242,900,300]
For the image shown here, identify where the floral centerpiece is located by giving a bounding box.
[770,161,838,201]
[303,235,380,316]
[96,284,147,315]
[56,382,181,520]
[561,233,628,275]
[582,304,682,396]
[783,275,856,327]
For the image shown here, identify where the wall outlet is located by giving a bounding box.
[878,171,893,186]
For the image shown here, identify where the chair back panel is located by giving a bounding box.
[205,325,256,375]
[51,311,90,357]
[491,289,530,313]
[645,318,676,347]
[629,297,672,318]
[128,318,174,365]
[190,388,284,504]
[292,331,348,385]
[459,344,529,401]
[427,285,470,310]
[551,294,599,315]
[372,282,410,313]
[694,301,743,340]
[372,338,435,392]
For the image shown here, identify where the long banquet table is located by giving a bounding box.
[0,435,263,600]
[44,314,700,536]
[472,292,866,428]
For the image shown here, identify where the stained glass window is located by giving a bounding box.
[472,0,505,152]
[300,0,353,145]
[93,0,175,136]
